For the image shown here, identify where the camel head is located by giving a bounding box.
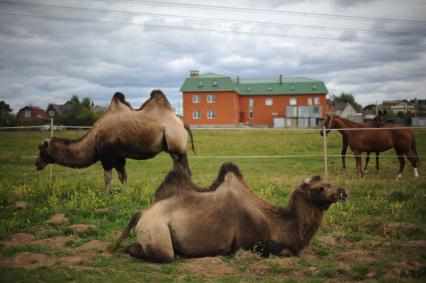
[36,138,53,170]
[299,176,347,210]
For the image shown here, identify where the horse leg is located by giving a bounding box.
[375,152,380,172]
[394,149,405,180]
[125,242,147,260]
[364,152,371,173]
[354,150,363,178]
[115,158,128,186]
[405,150,419,179]
[341,142,348,170]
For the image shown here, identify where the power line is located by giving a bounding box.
[95,0,426,25]
[1,1,425,37]
[1,11,425,47]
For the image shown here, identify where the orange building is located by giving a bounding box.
[181,71,328,127]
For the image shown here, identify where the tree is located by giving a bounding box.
[56,96,102,126]
[334,93,362,112]
[0,100,15,126]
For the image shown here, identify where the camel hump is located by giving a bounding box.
[217,163,243,183]
[108,92,132,111]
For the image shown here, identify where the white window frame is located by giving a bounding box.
[24,110,31,118]
[265,97,273,106]
[289,84,295,91]
[290,97,297,106]
[267,85,273,91]
[192,95,200,104]
[207,110,216,119]
[246,86,252,91]
[312,84,317,90]
[249,97,254,119]
[193,110,201,119]
[207,94,215,104]
[212,80,218,87]
[197,80,204,87]
[308,97,313,106]
[314,97,320,105]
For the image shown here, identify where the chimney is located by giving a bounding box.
[236,76,240,84]
[279,74,283,84]
[190,70,199,77]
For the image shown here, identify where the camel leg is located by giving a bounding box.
[394,149,405,180]
[375,152,380,172]
[341,139,348,170]
[115,158,127,186]
[125,242,147,260]
[170,153,191,177]
[364,152,371,173]
[103,169,113,194]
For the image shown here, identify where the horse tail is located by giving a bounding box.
[183,122,196,154]
[109,211,142,252]
[412,136,420,167]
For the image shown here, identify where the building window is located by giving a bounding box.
[308,97,313,105]
[265,97,273,106]
[197,80,204,87]
[314,97,320,105]
[267,85,273,91]
[289,84,295,91]
[207,110,216,119]
[312,84,317,90]
[193,111,201,119]
[249,97,254,119]
[192,95,200,104]
[246,86,252,91]
[25,110,31,118]
[207,94,215,103]
[290,97,297,105]
[212,80,218,87]
[313,106,319,114]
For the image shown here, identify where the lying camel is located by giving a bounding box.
[36,90,195,193]
[110,163,347,262]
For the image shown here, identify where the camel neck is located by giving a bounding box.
[279,191,324,247]
[49,132,97,168]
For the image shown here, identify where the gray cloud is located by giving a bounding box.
[1,0,425,114]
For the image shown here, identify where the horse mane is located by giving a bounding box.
[333,116,366,128]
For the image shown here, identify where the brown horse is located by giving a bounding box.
[340,111,385,172]
[322,115,419,179]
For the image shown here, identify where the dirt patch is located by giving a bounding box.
[334,249,377,265]
[386,261,425,278]
[67,224,97,234]
[10,233,34,243]
[75,240,108,252]
[182,257,240,277]
[15,201,31,211]
[380,222,424,237]
[0,252,57,269]
[402,240,426,252]
[46,214,68,225]
[32,236,73,251]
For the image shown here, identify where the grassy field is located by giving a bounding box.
[0,129,425,282]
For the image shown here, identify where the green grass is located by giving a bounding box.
[0,129,425,282]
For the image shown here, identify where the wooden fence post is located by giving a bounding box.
[50,117,54,181]
[322,126,328,179]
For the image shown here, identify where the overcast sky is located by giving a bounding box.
[1,0,425,114]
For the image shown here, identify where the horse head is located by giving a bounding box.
[373,110,386,127]
[320,114,336,136]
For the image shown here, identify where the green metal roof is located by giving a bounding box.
[180,73,328,95]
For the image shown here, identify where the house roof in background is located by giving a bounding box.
[180,72,328,95]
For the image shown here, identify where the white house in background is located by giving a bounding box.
[383,100,417,114]
[327,101,363,123]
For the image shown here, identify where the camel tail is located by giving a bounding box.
[412,136,420,167]
[184,122,196,154]
[108,211,142,252]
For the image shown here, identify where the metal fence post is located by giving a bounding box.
[322,126,328,179]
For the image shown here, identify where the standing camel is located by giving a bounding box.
[322,115,419,179]
[36,90,195,193]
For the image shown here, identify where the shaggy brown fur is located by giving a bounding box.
[36,90,195,193]
[110,163,347,262]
